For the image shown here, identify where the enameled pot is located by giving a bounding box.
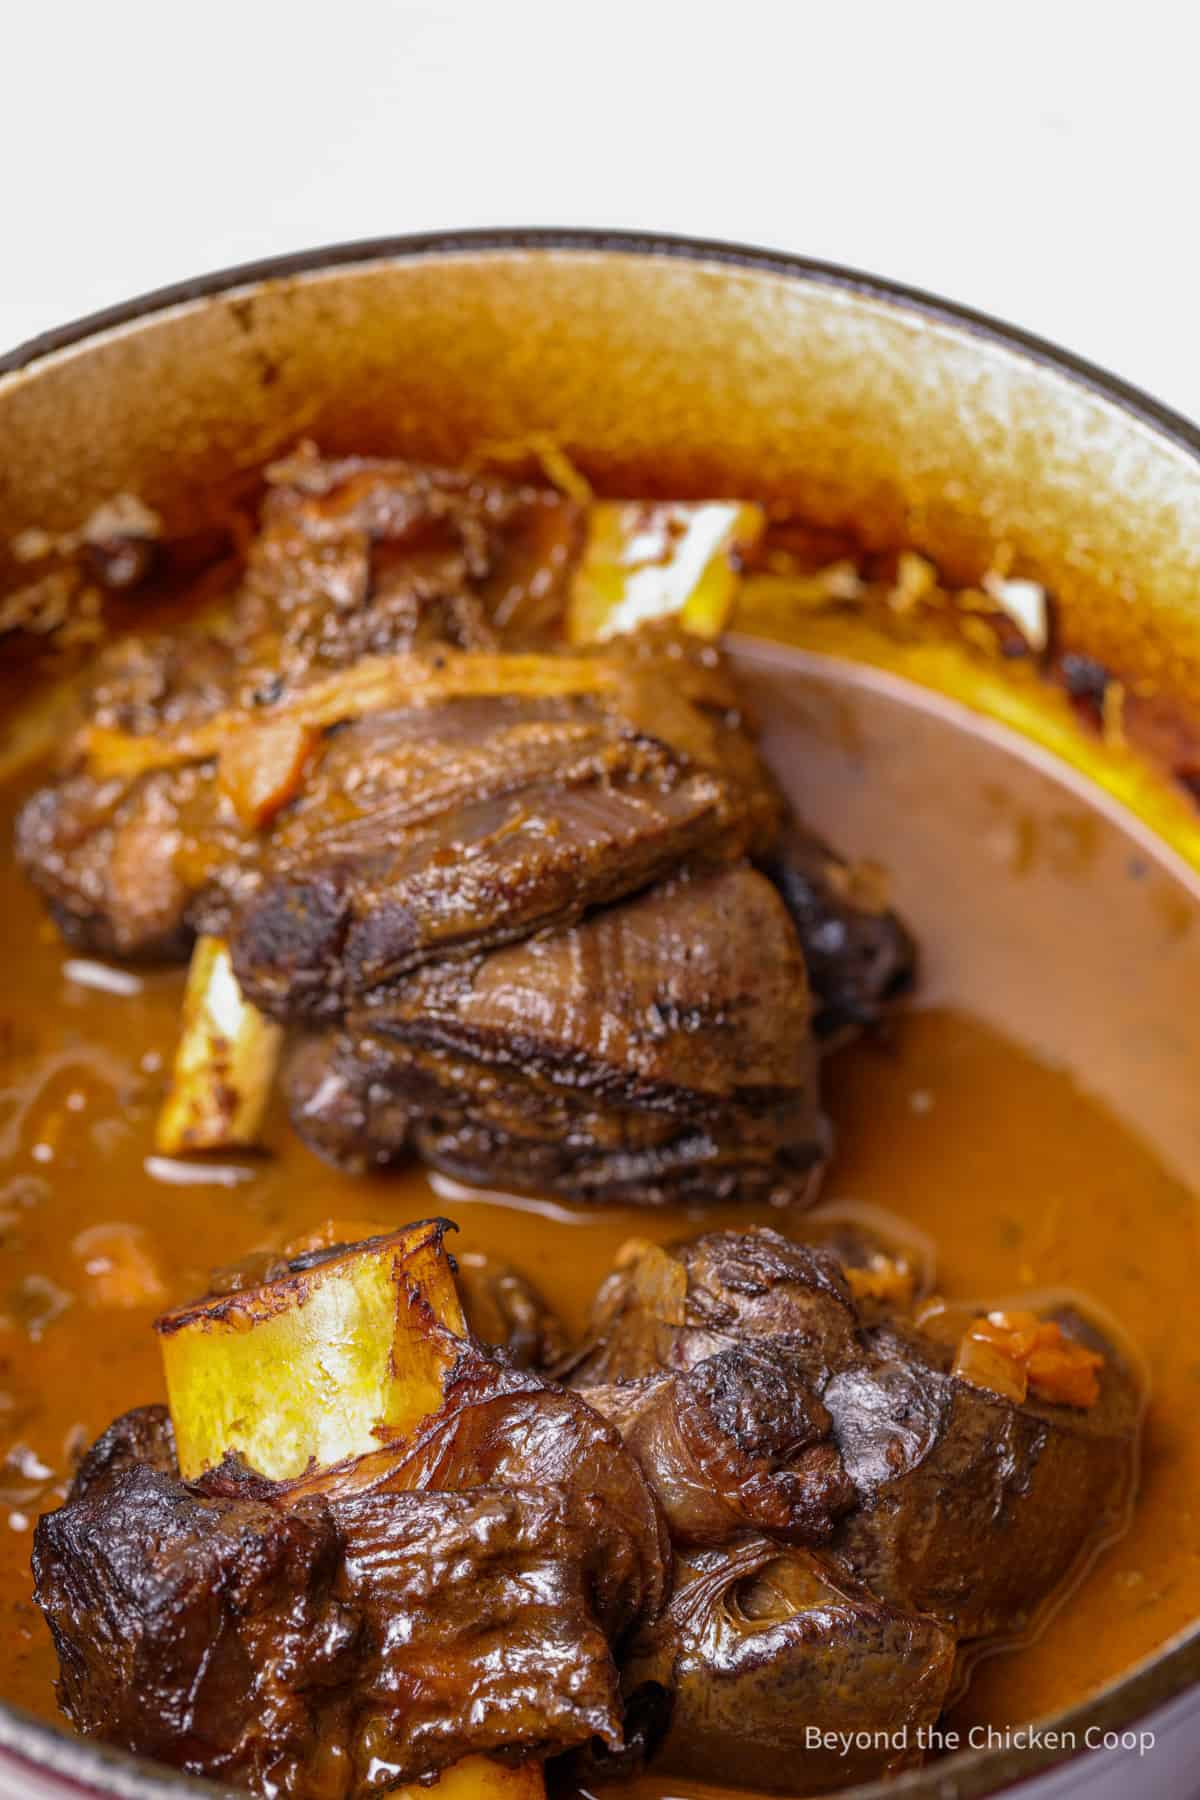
[0,230,1197,1800]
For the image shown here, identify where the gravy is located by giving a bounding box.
[0,643,1197,1787]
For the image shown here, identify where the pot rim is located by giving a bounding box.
[2,227,1199,464]
[1,226,1197,1800]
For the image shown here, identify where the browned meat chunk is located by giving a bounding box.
[568,1229,1140,1652]
[568,1225,860,1384]
[764,824,917,1043]
[286,865,827,1208]
[823,1308,1140,1642]
[16,451,918,1217]
[581,1341,854,1546]
[67,1400,178,1492]
[230,659,776,1018]
[19,622,778,986]
[36,1449,626,1791]
[17,446,574,959]
[621,1538,956,1792]
[323,1482,627,1774]
[33,1342,668,1793]
[34,1453,357,1787]
[232,445,583,681]
[17,763,229,961]
[308,1354,669,1643]
[32,1216,1137,1798]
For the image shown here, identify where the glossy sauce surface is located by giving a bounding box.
[0,645,1198,1789]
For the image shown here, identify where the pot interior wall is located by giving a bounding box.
[2,246,1200,717]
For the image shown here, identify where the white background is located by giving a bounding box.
[2,9,1199,1796]
[3,0,1198,422]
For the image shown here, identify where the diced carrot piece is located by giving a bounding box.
[845,1257,916,1307]
[217,717,321,830]
[1026,1341,1103,1408]
[953,1325,1029,1404]
[953,1310,1103,1408]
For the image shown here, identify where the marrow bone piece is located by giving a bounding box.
[154,934,282,1155]
[157,1219,466,1481]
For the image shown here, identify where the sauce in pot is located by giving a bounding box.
[0,640,1197,1787]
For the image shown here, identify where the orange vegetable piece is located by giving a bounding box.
[952,1325,1029,1404]
[845,1257,917,1307]
[953,1308,1103,1408]
[217,717,321,830]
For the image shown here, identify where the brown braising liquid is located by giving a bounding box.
[0,641,1197,1791]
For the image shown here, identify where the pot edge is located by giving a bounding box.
[3,227,1199,463]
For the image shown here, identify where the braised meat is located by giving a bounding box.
[16,753,237,964]
[16,450,922,1214]
[581,1342,854,1546]
[66,1402,180,1494]
[229,651,779,1019]
[35,1448,358,1788]
[621,1537,956,1792]
[31,1214,1143,1799]
[16,447,576,961]
[315,1353,670,1641]
[557,1228,1139,1791]
[286,864,827,1207]
[765,824,917,1043]
[18,628,776,979]
[823,1308,1139,1640]
[568,1225,861,1385]
[452,1251,567,1370]
[14,450,909,1020]
[569,1229,1140,1649]
[34,1342,668,1794]
[18,438,787,983]
[229,445,583,680]
[36,1443,628,1792]
[9,442,1150,1799]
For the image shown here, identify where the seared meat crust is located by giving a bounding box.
[32,1225,1140,1797]
[570,1228,1140,1645]
[765,824,917,1044]
[620,1537,956,1792]
[33,1345,668,1795]
[285,865,827,1207]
